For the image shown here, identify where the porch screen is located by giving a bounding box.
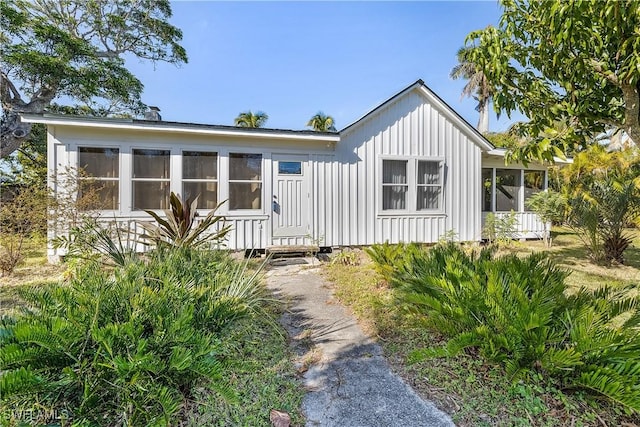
[482,168,493,212]
[382,160,408,210]
[132,149,170,210]
[524,170,544,211]
[183,151,218,209]
[495,169,521,211]
[229,153,262,210]
[78,147,119,210]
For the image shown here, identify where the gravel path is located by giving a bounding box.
[265,259,455,427]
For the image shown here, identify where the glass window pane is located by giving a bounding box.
[229,182,262,210]
[230,153,262,180]
[482,168,493,212]
[382,186,407,210]
[79,180,119,210]
[79,147,119,178]
[133,181,170,210]
[133,149,170,179]
[183,151,217,179]
[524,170,544,212]
[495,169,521,211]
[382,160,407,184]
[183,182,218,209]
[278,161,302,175]
[417,187,440,210]
[418,161,440,185]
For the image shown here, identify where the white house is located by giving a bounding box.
[22,80,558,261]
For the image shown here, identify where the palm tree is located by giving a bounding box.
[234,111,269,128]
[450,46,493,134]
[307,112,337,132]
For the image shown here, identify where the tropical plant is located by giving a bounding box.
[234,111,269,128]
[0,248,269,425]
[567,174,640,264]
[52,217,136,267]
[450,45,494,133]
[482,211,518,245]
[306,112,337,132]
[141,192,232,249]
[364,242,422,284]
[0,0,187,158]
[330,249,360,266]
[464,0,640,162]
[525,190,567,247]
[381,244,640,413]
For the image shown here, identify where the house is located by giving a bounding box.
[21,80,561,261]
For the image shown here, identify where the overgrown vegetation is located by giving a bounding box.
[482,211,518,245]
[0,248,272,425]
[327,242,640,425]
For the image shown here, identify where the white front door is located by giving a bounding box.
[272,155,309,238]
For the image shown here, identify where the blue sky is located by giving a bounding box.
[128,1,522,132]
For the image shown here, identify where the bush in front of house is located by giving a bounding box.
[368,243,640,413]
[0,248,268,426]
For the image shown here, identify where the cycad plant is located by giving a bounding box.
[141,192,231,249]
[0,248,269,425]
[371,243,640,413]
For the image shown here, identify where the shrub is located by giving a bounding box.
[364,242,422,283]
[567,175,640,265]
[482,211,518,245]
[375,244,640,413]
[525,190,567,247]
[0,248,268,426]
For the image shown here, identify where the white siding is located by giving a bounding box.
[46,126,338,258]
[337,89,484,245]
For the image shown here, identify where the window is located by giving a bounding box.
[524,170,545,211]
[482,168,493,212]
[495,169,521,211]
[278,161,302,175]
[182,151,218,209]
[381,158,443,212]
[382,160,408,210]
[417,161,442,210]
[132,149,170,210]
[229,153,262,210]
[78,147,119,210]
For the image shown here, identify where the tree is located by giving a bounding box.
[0,0,188,159]
[234,111,268,128]
[450,45,494,133]
[464,0,640,163]
[306,112,336,132]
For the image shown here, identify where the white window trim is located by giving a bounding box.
[181,149,219,211]
[76,145,121,213]
[378,156,445,215]
[227,152,264,214]
[131,148,172,212]
[482,167,547,213]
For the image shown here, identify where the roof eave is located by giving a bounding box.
[20,114,341,143]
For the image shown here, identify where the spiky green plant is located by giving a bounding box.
[0,248,269,425]
[376,244,640,413]
[141,192,232,249]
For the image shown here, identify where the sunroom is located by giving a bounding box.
[481,149,550,240]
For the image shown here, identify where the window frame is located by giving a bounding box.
[77,146,121,211]
[131,148,172,211]
[482,167,547,213]
[181,150,219,210]
[379,156,445,215]
[228,152,264,212]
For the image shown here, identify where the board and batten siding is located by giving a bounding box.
[45,125,338,258]
[336,89,483,245]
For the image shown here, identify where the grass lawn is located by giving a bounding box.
[0,243,305,426]
[325,229,640,427]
